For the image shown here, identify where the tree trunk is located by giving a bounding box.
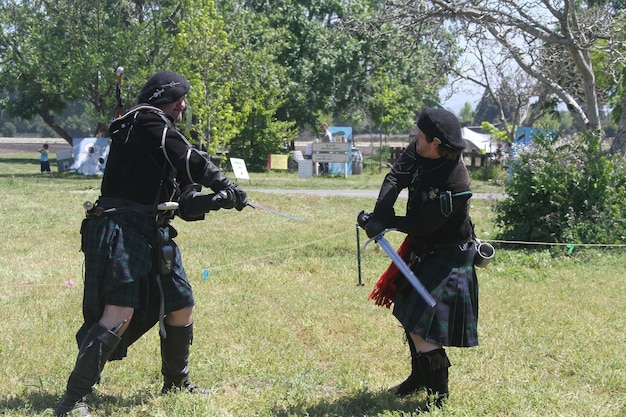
[610,96,626,154]
[95,121,110,138]
[38,109,72,145]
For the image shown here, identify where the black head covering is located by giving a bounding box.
[417,108,465,149]
[137,71,190,105]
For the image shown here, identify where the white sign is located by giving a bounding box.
[229,158,250,180]
[312,142,351,152]
[312,153,350,163]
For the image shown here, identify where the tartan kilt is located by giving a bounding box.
[80,211,194,325]
[392,241,479,347]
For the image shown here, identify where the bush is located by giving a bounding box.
[1,122,16,137]
[471,164,508,183]
[494,132,626,244]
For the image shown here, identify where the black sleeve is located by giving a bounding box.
[138,111,235,192]
[371,142,418,221]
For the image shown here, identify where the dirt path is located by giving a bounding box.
[0,138,72,154]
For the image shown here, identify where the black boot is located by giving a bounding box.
[419,348,451,408]
[160,322,210,395]
[56,323,121,416]
[391,330,425,397]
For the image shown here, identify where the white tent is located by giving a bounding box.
[462,127,498,153]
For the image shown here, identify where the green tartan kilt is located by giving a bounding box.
[80,212,194,325]
[392,241,479,347]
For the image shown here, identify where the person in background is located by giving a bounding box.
[320,123,332,174]
[56,71,248,416]
[358,108,478,408]
[39,143,53,177]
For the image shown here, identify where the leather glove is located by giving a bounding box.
[217,186,248,211]
[232,187,248,211]
[357,210,371,228]
[365,216,387,238]
[357,210,387,238]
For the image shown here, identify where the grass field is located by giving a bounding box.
[0,154,624,416]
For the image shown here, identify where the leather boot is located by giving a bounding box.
[391,330,425,397]
[160,322,210,395]
[56,323,121,416]
[419,348,451,408]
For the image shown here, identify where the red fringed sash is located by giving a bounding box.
[368,236,412,308]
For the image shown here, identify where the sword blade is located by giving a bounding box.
[376,235,437,308]
[247,202,306,222]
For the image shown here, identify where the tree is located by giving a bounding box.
[458,102,474,125]
[366,0,626,152]
[215,0,298,169]
[1,0,449,153]
[0,1,182,143]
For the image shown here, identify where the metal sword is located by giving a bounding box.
[246,201,306,222]
[364,229,437,308]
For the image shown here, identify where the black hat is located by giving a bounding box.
[417,108,465,150]
[137,71,190,105]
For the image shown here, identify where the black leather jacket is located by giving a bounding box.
[102,105,233,207]
[373,141,473,246]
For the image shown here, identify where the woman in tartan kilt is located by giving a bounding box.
[358,108,479,408]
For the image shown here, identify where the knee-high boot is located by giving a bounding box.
[160,322,210,395]
[56,323,121,416]
[391,330,425,397]
[419,348,451,407]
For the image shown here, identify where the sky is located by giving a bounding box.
[439,83,482,115]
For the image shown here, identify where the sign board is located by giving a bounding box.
[312,142,351,153]
[268,154,289,170]
[312,153,350,163]
[311,140,350,163]
[229,158,250,181]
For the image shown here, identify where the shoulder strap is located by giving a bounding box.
[109,105,173,144]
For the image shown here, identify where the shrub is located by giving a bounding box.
[494,131,626,244]
[471,164,508,183]
[1,122,16,137]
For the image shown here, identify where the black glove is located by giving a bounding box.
[217,186,248,211]
[357,210,371,228]
[357,210,387,238]
[233,187,248,211]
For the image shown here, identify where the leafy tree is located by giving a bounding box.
[349,2,460,130]
[458,102,474,125]
[1,121,15,137]
[0,1,80,142]
[0,0,457,154]
[0,1,182,143]
[215,0,298,170]
[473,93,502,126]
[170,0,237,154]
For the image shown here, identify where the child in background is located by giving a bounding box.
[39,143,53,177]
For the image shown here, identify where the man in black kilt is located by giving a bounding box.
[358,107,479,408]
[56,71,248,416]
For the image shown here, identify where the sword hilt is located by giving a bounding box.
[362,228,396,249]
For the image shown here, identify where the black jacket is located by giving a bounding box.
[102,105,233,207]
[373,141,473,246]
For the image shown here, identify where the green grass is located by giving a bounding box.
[0,154,624,416]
